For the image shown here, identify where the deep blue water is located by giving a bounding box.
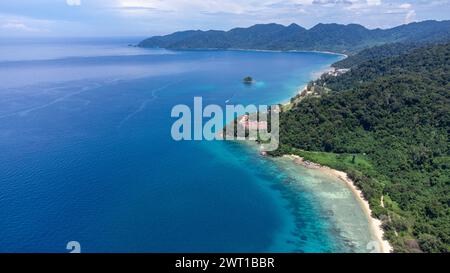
[0,39,346,253]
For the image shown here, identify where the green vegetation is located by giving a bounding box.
[273,43,450,253]
[332,43,419,69]
[289,149,375,175]
[139,20,450,54]
[145,19,450,252]
[243,76,254,84]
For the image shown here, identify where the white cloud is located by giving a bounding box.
[405,9,416,23]
[344,0,381,12]
[2,22,38,32]
[1,0,448,36]
[0,14,51,34]
[117,0,245,14]
[367,0,381,6]
[66,0,81,6]
[399,3,411,9]
[115,0,321,16]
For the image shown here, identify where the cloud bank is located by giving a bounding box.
[0,0,448,37]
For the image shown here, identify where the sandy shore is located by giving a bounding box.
[282,84,307,106]
[282,66,337,107]
[185,47,348,58]
[284,154,393,253]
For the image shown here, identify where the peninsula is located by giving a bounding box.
[139,20,450,253]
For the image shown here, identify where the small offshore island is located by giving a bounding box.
[140,20,450,253]
[224,67,392,253]
[243,76,255,84]
[1,0,449,255]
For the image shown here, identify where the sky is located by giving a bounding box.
[0,0,449,37]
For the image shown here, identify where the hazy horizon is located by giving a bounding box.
[1,19,449,41]
[0,0,449,38]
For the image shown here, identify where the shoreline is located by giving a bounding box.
[283,154,393,253]
[281,65,336,106]
[140,46,349,58]
[217,52,392,253]
[282,84,307,106]
[226,48,348,58]
[276,61,393,253]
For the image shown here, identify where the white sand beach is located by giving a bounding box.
[284,154,393,253]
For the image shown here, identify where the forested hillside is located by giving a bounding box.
[139,20,450,54]
[332,43,419,69]
[274,44,450,253]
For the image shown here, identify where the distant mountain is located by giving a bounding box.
[139,20,450,54]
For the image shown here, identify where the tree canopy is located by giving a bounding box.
[274,43,450,253]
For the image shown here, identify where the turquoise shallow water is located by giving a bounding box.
[0,39,373,253]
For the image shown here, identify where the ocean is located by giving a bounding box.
[0,38,375,253]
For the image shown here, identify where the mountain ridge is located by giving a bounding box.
[139,20,450,54]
